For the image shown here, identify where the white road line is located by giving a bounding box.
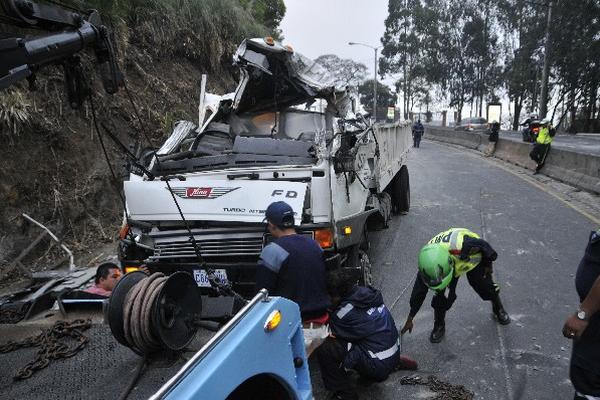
[479,189,514,400]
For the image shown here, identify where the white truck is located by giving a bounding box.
[118,38,411,298]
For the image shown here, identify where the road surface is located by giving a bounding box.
[312,139,598,399]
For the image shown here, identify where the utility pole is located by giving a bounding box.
[374,47,378,122]
[539,0,553,118]
[349,42,381,121]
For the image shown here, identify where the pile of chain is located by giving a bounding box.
[0,319,92,380]
[0,303,30,324]
[400,374,474,400]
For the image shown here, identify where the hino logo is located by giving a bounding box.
[170,187,240,199]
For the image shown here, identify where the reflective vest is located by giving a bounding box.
[428,228,483,277]
[536,126,553,144]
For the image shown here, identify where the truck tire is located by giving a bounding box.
[392,166,410,214]
[359,250,373,287]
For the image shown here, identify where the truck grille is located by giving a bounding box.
[150,235,264,260]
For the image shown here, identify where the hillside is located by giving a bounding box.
[0,0,283,282]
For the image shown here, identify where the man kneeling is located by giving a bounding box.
[316,270,417,400]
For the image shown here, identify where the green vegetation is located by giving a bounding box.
[380,0,600,132]
[69,0,276,69]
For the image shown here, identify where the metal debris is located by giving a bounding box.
[400,374,474,400]
[0,319,92,380]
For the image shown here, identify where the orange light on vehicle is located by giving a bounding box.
[264,310,282,331]
[315,229,334,248]
[264,36,275,46]
[119,224,129,240]
[124,266,140,274]
[343,226,352,236]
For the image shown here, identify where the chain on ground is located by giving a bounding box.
[0,319,92,380]
[400,374,474,400]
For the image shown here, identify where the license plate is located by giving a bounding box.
[193,269,228,287]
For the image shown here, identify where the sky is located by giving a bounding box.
[279,0,510,120]
[280,0,389,80]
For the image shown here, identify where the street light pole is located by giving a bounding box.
[349,42,380,121]
[539,0,553,118]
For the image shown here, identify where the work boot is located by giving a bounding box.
[492,295,511,325]
[430,309,446,343]
[396,355,418,371]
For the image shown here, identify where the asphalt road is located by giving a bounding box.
[312,140,598,400]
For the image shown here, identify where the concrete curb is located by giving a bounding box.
[425,126,600,195]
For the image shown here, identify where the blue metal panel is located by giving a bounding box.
[162,296,312,400]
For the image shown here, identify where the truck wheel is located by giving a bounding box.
[392,166,410,214]
[359,250,373,287]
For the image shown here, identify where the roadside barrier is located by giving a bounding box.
[425,126,600,195]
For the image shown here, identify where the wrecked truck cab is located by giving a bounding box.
[119,38,411,301]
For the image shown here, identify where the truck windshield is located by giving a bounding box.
[228,109,326,142]
[148,109,322,177]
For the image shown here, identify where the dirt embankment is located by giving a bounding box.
[0,13,255,282]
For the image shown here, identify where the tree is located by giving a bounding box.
[358,80,396,120]
[378,0,599,131]
[549,0,600,131]
[380,0,423,119]
[497,0,545,129]
[314,54,368,89]
[239,0,286,34]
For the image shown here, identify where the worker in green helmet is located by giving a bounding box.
[401,228,510,343]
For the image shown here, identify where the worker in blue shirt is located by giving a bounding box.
[255,201,331,355]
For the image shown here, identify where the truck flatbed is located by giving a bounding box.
[0,312,214,400]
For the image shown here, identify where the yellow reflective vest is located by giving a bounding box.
[536,126,553,145]
[428,228,483,277]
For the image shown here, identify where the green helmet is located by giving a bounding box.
[418,244,454,291]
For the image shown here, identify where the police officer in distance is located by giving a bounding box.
[401,228,511,343]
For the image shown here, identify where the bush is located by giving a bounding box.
[73,0,269,71]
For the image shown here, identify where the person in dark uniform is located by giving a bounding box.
[316,269,417,400]
[412,119,424,148]
[255,201,331,355]
[562,228,600,400]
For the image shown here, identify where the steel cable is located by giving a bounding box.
[122,272,168,354]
